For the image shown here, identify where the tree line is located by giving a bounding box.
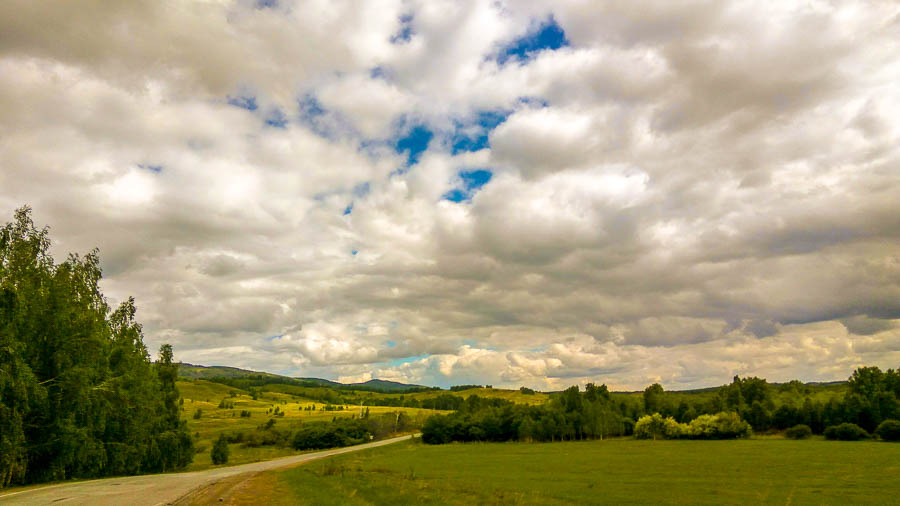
[421,367,899,444]
[0,208,193,489]
[638,368,899,435]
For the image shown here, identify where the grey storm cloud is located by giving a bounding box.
[0,0,898,390]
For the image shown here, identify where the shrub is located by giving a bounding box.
[686,412,752,439]
[824,423,869,441]
[634,413,685,440]
[193,408,202,419]
[785,424,812,440]
[211,435,230,465]
[875,419,900,441]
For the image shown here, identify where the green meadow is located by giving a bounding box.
[270,438,900,505]
[177,380,443,471]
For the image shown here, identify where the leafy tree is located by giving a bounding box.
[0,207,193,488]
[211,434,230,465]
[643,383,664,415]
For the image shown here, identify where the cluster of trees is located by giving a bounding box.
[422,366,899,445]
[0,208,193,488]
[422,384,625,444]
[634,367,899,435]
[633,412,751,440]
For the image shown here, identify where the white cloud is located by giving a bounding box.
[1,0,898,390]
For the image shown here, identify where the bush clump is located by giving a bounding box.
[824,423,869,441]
[633,412,751,440]
[292,418,371,450]
[784,424,812,440]
[211,434,230,465]
[874,419,900,441]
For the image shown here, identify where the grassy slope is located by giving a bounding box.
[177,380,443,471]
[272,439,900,505]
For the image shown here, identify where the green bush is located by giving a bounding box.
[874,419,900,441]
[824,423,869,441]
[785,424,812,440]
[634,412,751,440]
[634,414,687,440]
[211,434,230,465]
[687,412,752,440]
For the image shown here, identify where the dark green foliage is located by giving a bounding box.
[643,383,664,414]
[211,434,230,465]
[874,419,900,441]
[785,424,813,440]
[519,386,536,395]
[293,418,371,450]
[422,389,625,444]
[0,207,193,488]
[824,423,869,441]
[193,408,203,419]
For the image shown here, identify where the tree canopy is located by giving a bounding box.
[0,207,193,488]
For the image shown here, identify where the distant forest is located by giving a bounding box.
[0,208,193,488]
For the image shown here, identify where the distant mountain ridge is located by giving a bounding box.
[178,363,430,392]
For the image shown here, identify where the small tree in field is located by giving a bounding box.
[211,434,230,465]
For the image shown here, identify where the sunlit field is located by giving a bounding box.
[268,438,900,505]
[178,380,443,471]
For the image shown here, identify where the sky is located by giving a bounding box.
[1,0,898,391]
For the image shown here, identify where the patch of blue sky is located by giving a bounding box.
[298,93,325,120]
[370,66,389,80]
[351,249,358,256]
[137,164,163,173]
[297,93,343,139]
[266,334,284,341]
[227,95,258,111]
[517,96,550,108]
[264,108,288,128]
[255,0,278,9]
[394,124,433,166]
[390,14,414,44]
[443,169,492,202]
[451,110,511,154]
[385,340,397,348]
[387,355,428,366]
[497,16,569,65]
[353,182,371,197]
[342,182,370,215]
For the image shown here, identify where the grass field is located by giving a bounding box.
[177,380,444,471]
[262,438,900,505]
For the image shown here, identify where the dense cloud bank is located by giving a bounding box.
[1,0,898,389]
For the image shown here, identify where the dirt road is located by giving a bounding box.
[0,434,414,505]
